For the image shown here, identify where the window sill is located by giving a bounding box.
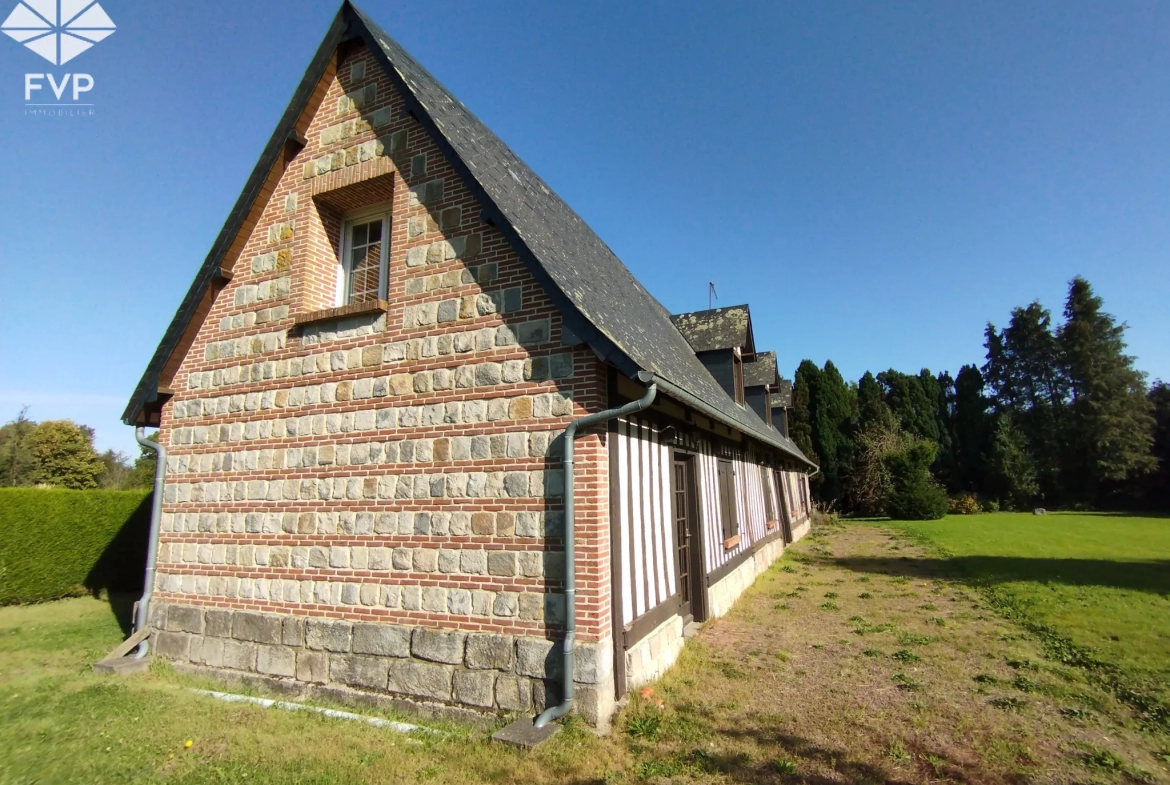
[293,300,389,329]
[723,534,741,550]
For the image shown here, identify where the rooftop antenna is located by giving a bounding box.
[708,281,718,310]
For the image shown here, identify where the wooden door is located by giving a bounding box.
[672,458,693,621]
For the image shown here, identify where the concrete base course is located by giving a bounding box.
[151,602,611,725]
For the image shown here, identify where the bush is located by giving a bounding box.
[981,498,1000,513]
[0,488,151,604]
[884,441,949,521]
[948,494,981,515]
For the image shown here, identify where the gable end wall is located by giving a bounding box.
[148,42,615,724]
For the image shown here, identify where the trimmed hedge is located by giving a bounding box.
[0,488,152,605]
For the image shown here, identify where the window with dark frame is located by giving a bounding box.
[717,459,739,544]
[762,466,776,524]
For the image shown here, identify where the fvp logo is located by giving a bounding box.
[2,0,115,66]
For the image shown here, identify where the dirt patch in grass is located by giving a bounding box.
[610,523,1170,784]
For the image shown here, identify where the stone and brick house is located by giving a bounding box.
[122,1,816,729]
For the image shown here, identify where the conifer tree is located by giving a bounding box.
[950,365,989,492]
[1057,277,1155,499]
[790,360,819,472]
[985,413,1038,509]
[812,361,855,507]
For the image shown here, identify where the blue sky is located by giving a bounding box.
[1,1,1167,458]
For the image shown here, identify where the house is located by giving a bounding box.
[771,381,793,438]
[122,1,816,729]
[743,350,779,428]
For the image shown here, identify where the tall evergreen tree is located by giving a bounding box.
[1143,381,1170,509]
[1057,277,1155,500]
[985,413,1038,510]
[877,370,939,443]
[790,360,819,472]
[982,324,1014,411]
[950,365,990,492]
[811,361,855,507]
[857,371,895,429]
[933,371,957,489]
[986,303,1065,500]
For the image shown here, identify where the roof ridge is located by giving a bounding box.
[122,0,813,467]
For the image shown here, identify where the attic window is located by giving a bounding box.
[337,208,390,305]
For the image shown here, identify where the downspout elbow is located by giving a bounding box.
[533,381,657,729]
[133,425,166,658]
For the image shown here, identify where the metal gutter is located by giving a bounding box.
[635,371,817,470]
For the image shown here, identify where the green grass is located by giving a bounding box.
[0,598,615,784]
[885,512,1170,724]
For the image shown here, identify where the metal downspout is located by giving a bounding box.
[533,382,658,729]
[133,426,166,658]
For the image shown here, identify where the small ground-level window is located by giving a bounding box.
[338,208,390,305]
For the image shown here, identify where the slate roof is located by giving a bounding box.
[744,351,778,389]
[770,380,794,409]
[670,305,755,355]
[122,2,813,469]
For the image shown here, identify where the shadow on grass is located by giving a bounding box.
[823,554,1169,595]
[84,494,151,636]
[677,723,992,785]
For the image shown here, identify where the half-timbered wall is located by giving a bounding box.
[613,416,790,628]
[779,470,811,523]
[696,444,772,576]
[614,417,677,627]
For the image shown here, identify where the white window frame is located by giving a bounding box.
[336,204,392,306]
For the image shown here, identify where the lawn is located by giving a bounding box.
[2,520,1168,784]
[886,512,1170,722]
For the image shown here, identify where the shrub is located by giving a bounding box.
[981,498,1001,513]
[0,488,151,604]
[948,494,981,515]
[884,441,949,521]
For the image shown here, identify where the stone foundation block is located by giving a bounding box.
[331,654,390,690]
[296,651,328,683]
[464,633,514,671]
[154,630,191,659]
[205,609,233,638]
[223,640,257,671]
[167,605,204,634]
[453,670,494,708]
[494,674,532,712]
[352,623,410,657]
[257,645,296,678]
[191,635,225,668]
[516,637,557,679]
[282,617,305,646]
[388,660,451,701]
[148,602,168,630]
[306,619,352,652]
[411,629,465,664]
[232,611,282,644]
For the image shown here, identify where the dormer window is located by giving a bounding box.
[732,347,745,406]
[337,207,390,305]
